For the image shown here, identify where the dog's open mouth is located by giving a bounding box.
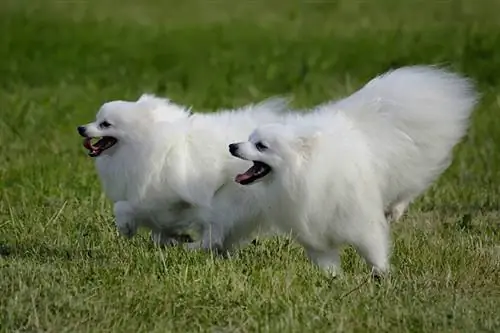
[235,161,272,185]
[83,137,118,157]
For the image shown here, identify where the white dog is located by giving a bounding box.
[230,66,477,276]
[77,94,288,251]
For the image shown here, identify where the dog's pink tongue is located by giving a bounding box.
[235,172,253,184]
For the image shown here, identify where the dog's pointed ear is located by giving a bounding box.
[296,127,322,155]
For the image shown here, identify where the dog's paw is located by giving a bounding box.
[183,225,225,253]
[150,231,181,247]
[151,230,195,247]
[183,241,203,251]
[315,264,343,280]
[325,266,343,279]
[183,240,224,253]
[116,222,137,238]
[370,266,391,284]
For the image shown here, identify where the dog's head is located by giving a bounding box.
[77,94,191,157]
[229,123,321,185]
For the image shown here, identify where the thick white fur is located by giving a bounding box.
[80,94,288,251]
[232,66,478,276]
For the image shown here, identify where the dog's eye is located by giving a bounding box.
[100,121,112,128]
[255,142,268,152]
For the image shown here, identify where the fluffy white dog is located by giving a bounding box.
[230,66,478,276]
[77,94,288,251]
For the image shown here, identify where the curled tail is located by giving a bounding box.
[336,65,478,148]
[332,65,479,218]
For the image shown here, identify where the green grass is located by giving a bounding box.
[1,1,500,332]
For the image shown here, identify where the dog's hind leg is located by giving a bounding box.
[305,247,342,277]
[385,199,410,223]
[351,212,391,279]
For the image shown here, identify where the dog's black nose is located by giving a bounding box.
[229,143,239,156]
[77,126,86,137]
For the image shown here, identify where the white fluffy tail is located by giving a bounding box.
[337,65,477,146]
[332,65,479,208]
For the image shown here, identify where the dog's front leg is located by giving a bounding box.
[113,201,138,238]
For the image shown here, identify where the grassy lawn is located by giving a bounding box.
[1,0,499,332]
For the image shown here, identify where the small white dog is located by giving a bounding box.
[230,66,478,276]
[77,94,288,251]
